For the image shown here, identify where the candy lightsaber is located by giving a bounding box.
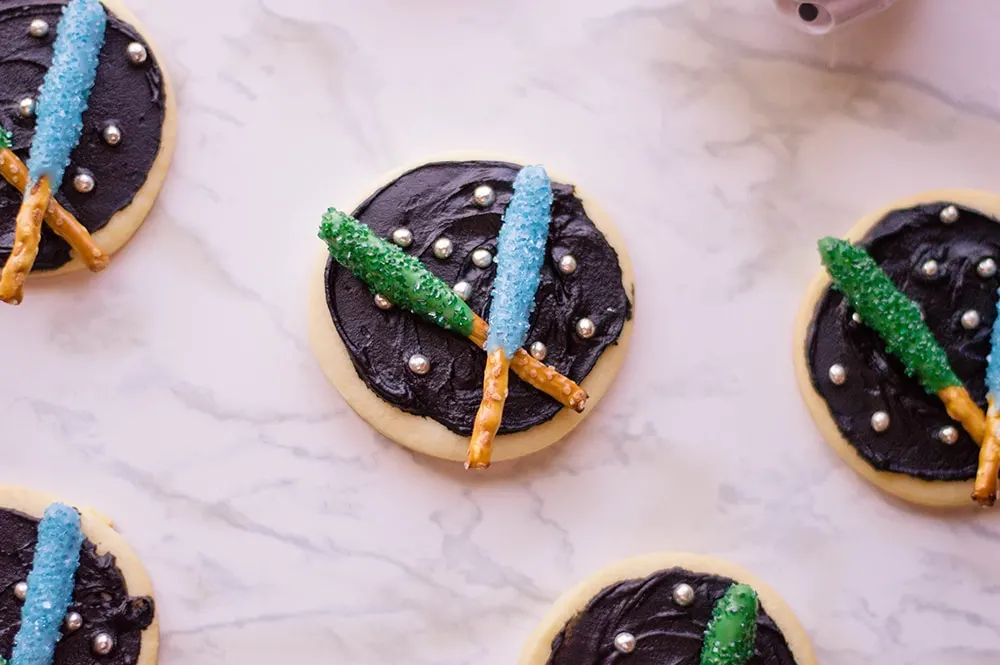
[318,209,588,411]
[467,165,553,469]
[0,127,108,272]
[10,504,84,665]
[975,292,1000,505]
[818,238,986,445]
[700,584,759,665]
[0,0,106,304]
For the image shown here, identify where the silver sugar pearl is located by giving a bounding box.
[828,364,847,385]
[432,237,454,259]
[472,248,493,268]
[852,312,862,324]
[558,254,578,275]
[961,309,981,330]
[91,632,114,656]
[473,184,496,208]
[575,317,596,339]
[939,205,960,224]
[407,354,430,375]
[920,260,939,278]
[126,41,148,65]
[73,171,95,194]
[871,411,890,433]
[18,97,36,118]
[102,124,122,146]
[938,425,959,445]
[64,611,83,632]
[373,293,393,310]
[391,227,413,248]
[13,581,27,600]
[613,632,636,654]
[978,258,997,278]
[672,583,695,606]
[29,19,49,38]
[529,341,547,361]
[452,281,472,301]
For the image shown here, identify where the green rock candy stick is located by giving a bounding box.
[700,583,759,665]
[319,208,475,336]
[818,237,960,393]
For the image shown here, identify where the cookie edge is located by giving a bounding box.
[517,552,817,665]
[793,188,1000,507]
[307,155,636,463]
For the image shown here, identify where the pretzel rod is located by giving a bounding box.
[0,148,108,272]
[0,176,52,304]
[819,238,987,452]
[318,208,587,410]
[938,385,986,446]
[467,350,511,469]
[973,396,1000,506]
[470,314,587,411]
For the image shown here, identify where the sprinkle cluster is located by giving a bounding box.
[818,237,961,394]
[27,0,107,190]
[0,126,11,150]
[11,503,84,665]
[319,208,475,336]
[486,165,553,357]
[700,584,759,665]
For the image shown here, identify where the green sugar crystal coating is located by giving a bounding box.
[700,584,759,665]
[319,208,475,337]
[818,237,961,394]
[0,126,11,150]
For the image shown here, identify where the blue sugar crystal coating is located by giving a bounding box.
[11,503,84,665]
[485,165,553,357]
[26,0,107,190]
[988,289,1000,399]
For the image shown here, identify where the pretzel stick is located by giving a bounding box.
[470,315,587,412]
[973,397,1000,506]
[0,177,51,304]
[467,350,511,469]
[0,148,108,271]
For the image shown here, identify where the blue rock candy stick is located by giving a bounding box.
[485,165,553,357]
[988,289,1000,400]
[26,0,107,190]
[11,503,84,665]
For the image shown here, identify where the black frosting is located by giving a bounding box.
[324,160,632,435]
[806,202,1000,481]
[546,568,798,665]
[0,0,166,271]
[0,507,153,665]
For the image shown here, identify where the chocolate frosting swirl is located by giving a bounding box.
[806,202,998,481]
[0,507,153,665]
[546,568,798,665]
[0,0,166,271]
[325,160,632,435]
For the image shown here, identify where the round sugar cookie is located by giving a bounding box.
[794,190,1000,507]
[308,158,635,464]
[519,552,817,665]
[0,485,158,665]
[0,0,177,276]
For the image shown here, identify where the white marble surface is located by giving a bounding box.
[2,0,1000,663]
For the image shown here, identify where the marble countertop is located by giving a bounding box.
[2,0,999,663]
